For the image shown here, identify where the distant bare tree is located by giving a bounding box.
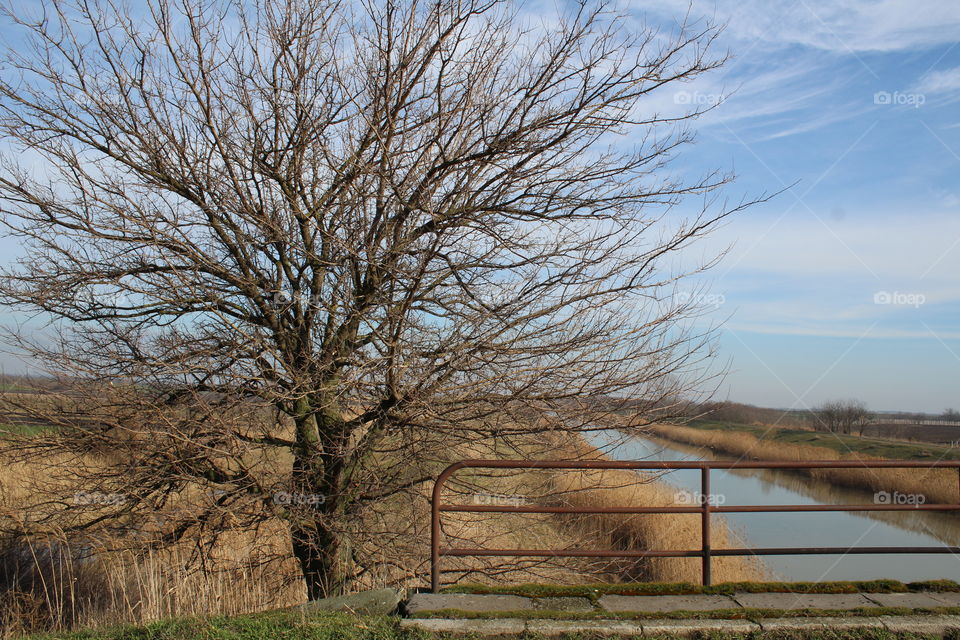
[0,0,754,596]
[814,400,869,436]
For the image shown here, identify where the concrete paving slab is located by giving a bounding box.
[402,615,960,637]
[880,614,960,634]
[757,616,886,631]
[400,618,527,635]
[531,596,595,612]
[598,594,739,612]
[300,588,403,615]
[405,593,534,615]
[525,620,645,636]
[639,618,760,636]
[731,592,876,610]
[863,592,947,608]
[928,592,960,606]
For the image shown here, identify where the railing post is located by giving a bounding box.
[431,462,464,593]
[701,465,712,586]
[431,474,442,593]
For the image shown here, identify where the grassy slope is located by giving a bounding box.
[683,420,960,461]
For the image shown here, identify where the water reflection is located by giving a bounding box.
[589,431,960,582]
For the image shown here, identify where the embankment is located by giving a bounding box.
[647,424,957,505]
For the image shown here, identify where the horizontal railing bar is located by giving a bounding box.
[442,548,705,558]
[712,547,960,556]
[431,458,960,592]
[441,546,960,558]
[441,503,960,514]
[439,458,960,470]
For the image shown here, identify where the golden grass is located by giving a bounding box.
[0,528,303,636]
[649,424,957,505]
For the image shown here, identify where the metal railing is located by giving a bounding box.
[430,459,960,592]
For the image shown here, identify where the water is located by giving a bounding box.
[590,431,960,582]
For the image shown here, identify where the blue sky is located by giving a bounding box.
[619,0,960,414]
[0,1,958,414]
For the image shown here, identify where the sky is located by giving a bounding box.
[616,0,960,414]
[0,1,957,414]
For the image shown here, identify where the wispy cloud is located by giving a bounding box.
[913,66,960,99]
[634,0,960,53]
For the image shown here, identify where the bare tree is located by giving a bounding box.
[814,400,869,436]
[0,0,753,597]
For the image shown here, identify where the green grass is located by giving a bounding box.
[22,610,412,640]
[442,580,960,600]
[0,422,55,436]
[683,420,960,461]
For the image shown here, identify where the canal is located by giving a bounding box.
[590,430,960,582]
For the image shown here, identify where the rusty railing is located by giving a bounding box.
[430,459,960,592]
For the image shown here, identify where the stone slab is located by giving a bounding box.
[928,592,960,607]
[300,588,403,615]
[401,615,960,637]
[598,594,739,613]
[863,592,948,608]
[758,616,886,631]
[405,593,534,615]
[531,596,595,612]
[639,618,760,636]
[400,618,527,635]
[731,592,875,610]
[880,614,960,634]
[525,620,646,636]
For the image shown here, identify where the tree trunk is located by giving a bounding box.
[291,516,353,599]
[289,398,354,599]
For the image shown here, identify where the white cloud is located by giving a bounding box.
[913,67,960,96]
[683,208,960,339]
[632,0,960,53]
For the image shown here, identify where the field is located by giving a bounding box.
[680,420,960,461]
[863,422,960,446]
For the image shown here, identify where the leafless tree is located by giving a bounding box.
[0,0,756,597]
[814,400,870,436]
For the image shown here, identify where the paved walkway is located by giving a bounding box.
[401,592,960,637]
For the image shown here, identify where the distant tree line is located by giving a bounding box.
[812,399,870,436]
[684,400,960,434]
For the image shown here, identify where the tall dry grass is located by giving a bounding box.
[649,424,958,504]
[0,428,766,637]
[0,531,302,636]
